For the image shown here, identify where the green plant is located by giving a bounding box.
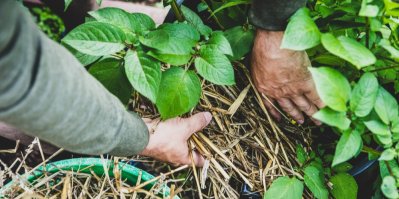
[265,0,399,198]
[30,6,65,41]
[62,0,399,198]
[62,5,255,119]
[64,0,103,11]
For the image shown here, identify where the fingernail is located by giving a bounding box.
[204,112,212,124]
[298,120,304,124]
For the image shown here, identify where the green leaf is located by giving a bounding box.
[380,160,399,179]
[62,22,126,56]
[303,166,328,199]
[332,130,362,167]
[281,8,321,50]
[224,26,255,61]
[379,39,399,59]
[147,50,192,66]
[140,23,199,65]
[195,47,235,85]
[332,162,353,173]
[350,73,379,117]
[197,2,208,12]
[321,33,376,69]
[140,24,199,51]
[124,50,161,103]
[330,173,358,199]
[156,67,201,119]
[392,118,399,133]
[264,177,304,199]
[207,31,233,56]
[374,87,399,125]
[181,6,212,36]
[364,118,391,136]
[309,67,351,112]
[88,58,132,104]
[211,0,250,16]
[64,0,73,11]
[89,7,155,34]
[158,23,200,46]
[64,44,100,66]
[312,54,346,67]
[381,176,399,199]
[139,29,171,51]
[359,0,380,17]
[313,107,351,130]
[379,148,397,161]
[296,144,307,165]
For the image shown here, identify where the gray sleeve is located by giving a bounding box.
[249,0,307,31]
[0,0,148,156]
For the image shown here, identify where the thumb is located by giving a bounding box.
[191,150,206,167]
[182,112,212,139]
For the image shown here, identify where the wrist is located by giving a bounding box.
[255,29,301,59]
[139,133,154,156]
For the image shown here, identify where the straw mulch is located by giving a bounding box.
[132,62,314,198]
[0,62,314,198]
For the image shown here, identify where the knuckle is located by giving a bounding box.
[299,104,312,112]
[288,110,302,119]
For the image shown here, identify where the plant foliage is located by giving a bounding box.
[278,0,399,198]
[63,0,399,198]
[62,6,243,119]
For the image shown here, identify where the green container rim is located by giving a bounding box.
[0,158,179,198]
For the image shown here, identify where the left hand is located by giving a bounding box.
[251,30,324,124]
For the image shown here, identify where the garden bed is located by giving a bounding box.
[0,62,311,198]
[2,0,399,198]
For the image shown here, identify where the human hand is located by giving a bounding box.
[139,112,212,167]
[251,30,324,124]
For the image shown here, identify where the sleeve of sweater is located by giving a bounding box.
[249,0,307,31]
[0,0,149,156]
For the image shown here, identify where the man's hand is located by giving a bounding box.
[251,30,324,124]
[139,112,212,167]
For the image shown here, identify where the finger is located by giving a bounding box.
[183,112,212,139]
[277,98,304,124]
[261,96,281,121]
[305,85,325,109]
[292,95,322,125]
[183,150,206,167]
[291,96,318,117]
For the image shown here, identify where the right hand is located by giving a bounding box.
[251,30,324,124]
[139,112,212,167]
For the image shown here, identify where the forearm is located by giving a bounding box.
[249,0,307,31]
[0,1,148,156]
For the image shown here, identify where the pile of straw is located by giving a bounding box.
[132,62,314,198]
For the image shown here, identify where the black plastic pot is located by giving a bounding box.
[314,127,379,199]
[348,151,379,199]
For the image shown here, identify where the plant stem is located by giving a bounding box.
[170,0,184,22]
[365,17,370,48]
[384,161,395,177]
[200,0,225,30]
[369,65,399,72]
[362,145,381,156]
